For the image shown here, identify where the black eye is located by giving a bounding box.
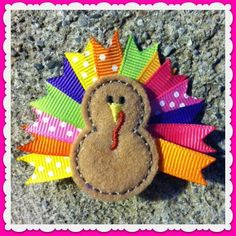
[119,96,125,104]
[106,95,113,104]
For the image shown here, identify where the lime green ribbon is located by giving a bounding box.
[119,36,158,80]
[30,83,85,128]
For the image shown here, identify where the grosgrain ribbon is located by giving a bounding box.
[30,83,85,129]
[47,58,85,104]
[151,80,203,115]
[19,138,215,185]
[149,124,216,153]
[137,52,161,84]
[144,59,186,100]
[157,139,216,185]
[17,33,216,188]
[91,31,122,78]
[119,36,158,80]
[17,154,71,184]
[18,134,71,156]
[25,109,80,143]
[149,102,204,124]
[65,40,97,90]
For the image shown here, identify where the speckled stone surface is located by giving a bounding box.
[11,10,225,224]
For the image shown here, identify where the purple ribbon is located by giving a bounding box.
[47,58,85,103]
[149,102,204,124]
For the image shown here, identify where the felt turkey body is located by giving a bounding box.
[18,32,216,201]
[71,77,158,201]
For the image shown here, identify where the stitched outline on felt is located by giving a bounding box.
[75,80,153,196]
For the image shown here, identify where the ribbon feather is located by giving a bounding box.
[47,58,85,104]
[25,109,80,143]
[119,36,158,80]
[91,31,122,78]
[150,124,216,153]
[144,59,186,100]
[137,52,161,84]
[65,40,97,90]
[149,102,204,124]
[30,83,85,128]
[151,80,203,115]
[157,139,216,185]
[17,154,71,184]
[18,134,72,156]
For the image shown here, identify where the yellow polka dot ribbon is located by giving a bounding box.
[17,154,72,184]
[65,41,97,90]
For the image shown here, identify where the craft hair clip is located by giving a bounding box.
[18,31,216,201]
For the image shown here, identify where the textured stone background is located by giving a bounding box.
[11,10,225,224]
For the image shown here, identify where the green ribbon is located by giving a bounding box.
[30,83,85,128]
[119,36,158,80]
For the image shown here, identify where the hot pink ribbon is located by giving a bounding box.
[144,59,186,100]
[150,80,203,115]
[149,124,216,153]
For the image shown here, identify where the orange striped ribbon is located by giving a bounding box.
[137,52,161,84]
[156,139,215,185]
[18,134,71,156]
[91,31,122,78]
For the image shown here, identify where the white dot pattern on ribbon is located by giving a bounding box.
[72,56,79,63]
[84,51,90,56]
[45,157,52,163]
[169,101,175,108]
[66,167,71,173]
[66,131,73,137]
[112,65,118,71]
[159,100,165,107]
[83,61,89,67]
[48,171,54,177]
[48,126,56,132]
[56,162,61,168]
[174,91,179,98]
[33,122,39,127]
[92,77,98,83]
[153,81,199,114]
[38,166,44,172]
[184,93,189,99]
[32,174,37,180]
[42,117,49,123]
[99,54,106,61]
[59,122,67,128]
[81,72,88,79]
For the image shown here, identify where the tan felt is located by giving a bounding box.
[70,76,159,201]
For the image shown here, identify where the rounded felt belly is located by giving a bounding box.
[77,132,152,193]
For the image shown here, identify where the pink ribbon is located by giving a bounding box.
[144,59,186,100]
[150,80,203,115]
[25,109,79,143]
[149,124,216,153]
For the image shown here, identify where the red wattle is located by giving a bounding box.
[111,111,125,150]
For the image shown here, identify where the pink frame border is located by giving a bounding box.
[0,0,234,234]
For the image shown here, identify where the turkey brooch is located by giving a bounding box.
[18,32,216,201]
